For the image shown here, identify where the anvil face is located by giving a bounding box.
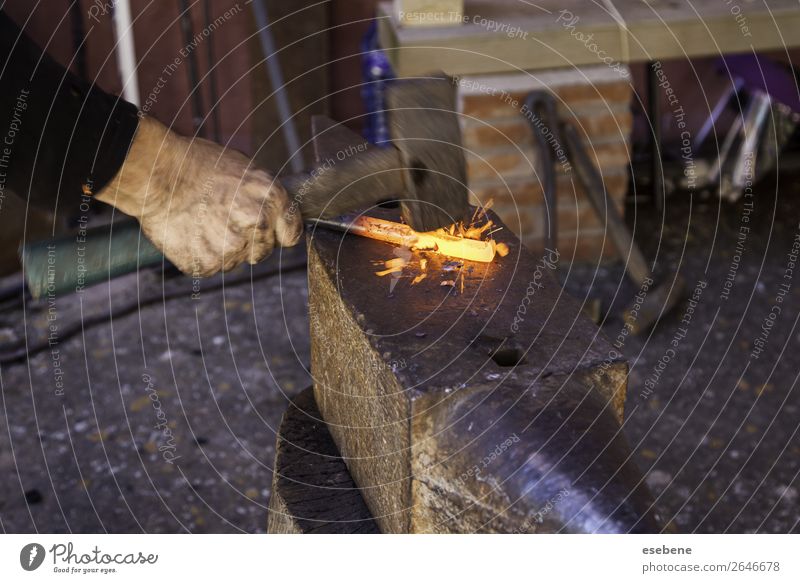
[307,209,613,400]
[305,211,662,533]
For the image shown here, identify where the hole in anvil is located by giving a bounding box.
[473,334,527,368]
[491,347,525,367]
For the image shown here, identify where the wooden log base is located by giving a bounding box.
[267,388,380,534]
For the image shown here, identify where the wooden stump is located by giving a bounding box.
[267,388,380,534]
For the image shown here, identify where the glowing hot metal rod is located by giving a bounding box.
[310,215,501,263]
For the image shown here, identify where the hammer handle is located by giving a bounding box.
[563,124,653,286]
[21,219,163,299]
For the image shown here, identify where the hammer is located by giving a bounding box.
[283,76,469,233]
[561,123,685,334]
[21,77,470,298]
[524,89,684,334]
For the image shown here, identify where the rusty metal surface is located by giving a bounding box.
[309,213,624,397]
[411,371,662,533]
[306,210,659,532]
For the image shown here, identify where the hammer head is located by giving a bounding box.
[303,77,468,232]
[385,76,469,232]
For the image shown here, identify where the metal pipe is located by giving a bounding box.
[178,0,207,136]
[112,0,140,106]
[647,61,663,212]
[694,78,744,152]
[250,0,304,172]
[203,0,223,142]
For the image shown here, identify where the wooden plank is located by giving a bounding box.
[378,0,800,76]
[394,0,464,27]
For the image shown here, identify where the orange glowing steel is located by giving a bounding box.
[346,216,497,263]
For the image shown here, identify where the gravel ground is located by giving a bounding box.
[0,172,798,533]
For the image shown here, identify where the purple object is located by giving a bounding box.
[720,53,800,113]
[361,21,395,145]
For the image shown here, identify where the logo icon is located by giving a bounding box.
[20,543,46,571]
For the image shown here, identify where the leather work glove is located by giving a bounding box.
[95,115,303,277]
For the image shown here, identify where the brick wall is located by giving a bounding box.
[458,65,633,262]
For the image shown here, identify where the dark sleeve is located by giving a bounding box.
[0,10,139,212]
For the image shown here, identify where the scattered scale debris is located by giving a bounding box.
[373,202,509,292]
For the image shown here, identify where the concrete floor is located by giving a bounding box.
[0,248,311,533]
[563,172,800,534]
[0,174,798,533]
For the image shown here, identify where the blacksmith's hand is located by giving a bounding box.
[95,115,303,276]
